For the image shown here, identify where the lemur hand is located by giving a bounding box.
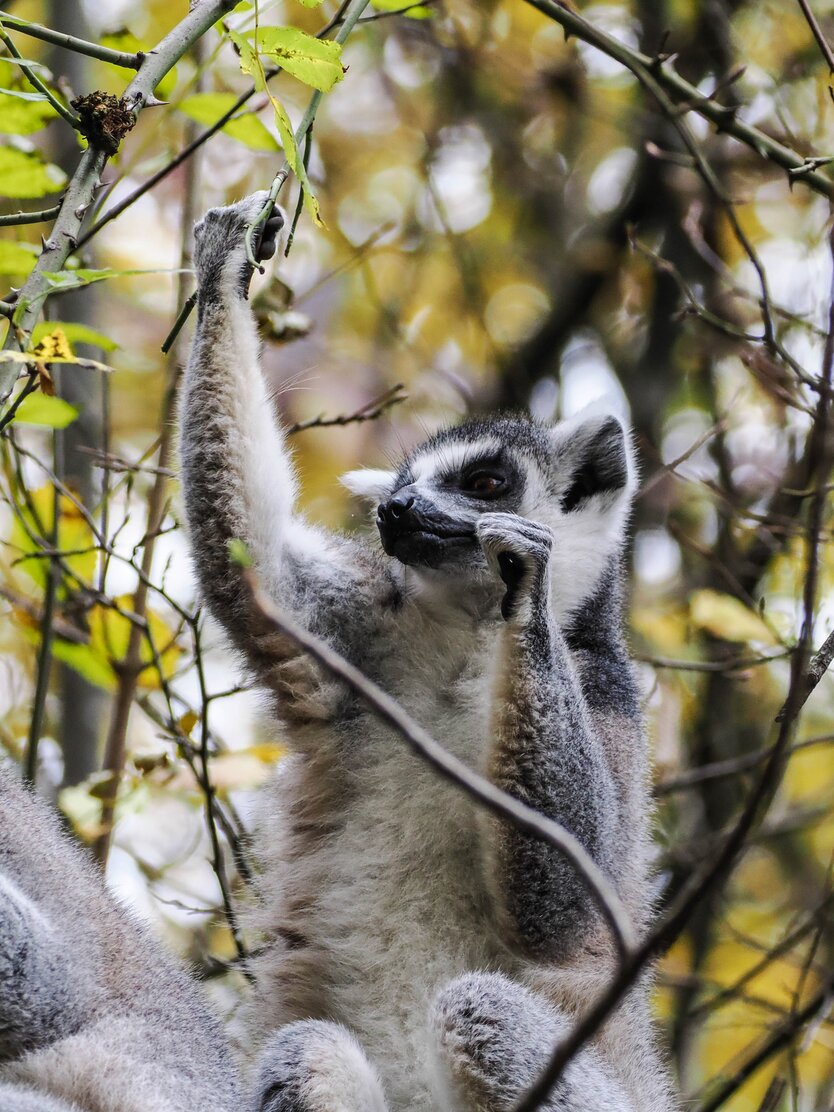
[193,191,285,301]
[476,513,553,623]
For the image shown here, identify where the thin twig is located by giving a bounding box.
[796,0,834,73]
[695,981,834,1111]
[0,205,61,228]
[0,14,141,68]
[23,420,62,782]
[655,733,834,795]
[286,384,407,433]
[0,373,38,433]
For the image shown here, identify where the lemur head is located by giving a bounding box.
[341,410,636,618]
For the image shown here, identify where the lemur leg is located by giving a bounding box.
[431,972,632,1112]
[475,513,620,962]
[252,1021,389,1112]
[0,872,86,1059]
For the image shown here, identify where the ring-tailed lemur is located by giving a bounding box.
[0,767,242,1112]
[180,193,676,1112]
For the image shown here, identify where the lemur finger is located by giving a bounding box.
[477,513,552,622]
[498,552,526,621]
[256,209,286,263]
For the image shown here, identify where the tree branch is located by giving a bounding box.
[0,0,238,403]
[0,205,61,228]
[0,14,141,69]
[522,0,834,200]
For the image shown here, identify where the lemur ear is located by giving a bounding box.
[339,468,397,503]
[553,412,636,513]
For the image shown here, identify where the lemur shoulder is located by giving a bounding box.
[0,767,242,1112]
[180,193,677,1112]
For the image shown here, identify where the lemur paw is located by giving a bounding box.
[193,191,285,300]
[476,512,552,622]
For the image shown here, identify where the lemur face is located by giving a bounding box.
[341,411,636,585]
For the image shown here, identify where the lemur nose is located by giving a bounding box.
[379,493,415,523]
[388,494,415,520]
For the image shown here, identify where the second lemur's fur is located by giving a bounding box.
[180,193,677,1111]
[0,768,242,1112]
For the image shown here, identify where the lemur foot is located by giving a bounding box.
[193,191,285,301]
[432,972,630,1112]
[253,1021,389,1112]
[476,513,553,622]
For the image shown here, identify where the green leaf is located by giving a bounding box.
[0,239,39,275]
[228,537,253,567]
[690,589,776,645]
[370,0,433,11]
[31,321,119,352]
[295,0,326,7]
[0,55,52,71]
[0,90,58,135]
[52,639,117,691]
[41,268,119,290]
[229,28,322,225]
[254,27,345,92]
[0,148,66,198]
[179,93,279,151]
[13,392,78,428]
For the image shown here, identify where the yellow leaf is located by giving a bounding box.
[243,742,286,762]
[689,589,775,645]
[209,751,274,792]
[10,483,97,589]
[178,711,199,736]
[87,598,182,690]
[32,325,73,361]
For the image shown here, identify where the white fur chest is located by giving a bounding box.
[256,615,506,1110]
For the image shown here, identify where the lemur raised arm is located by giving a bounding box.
[0,768,241,1112]
[181,193,676,1112]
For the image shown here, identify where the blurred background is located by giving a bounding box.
[1,0,834,1107]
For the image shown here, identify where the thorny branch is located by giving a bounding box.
[0,0,240,402]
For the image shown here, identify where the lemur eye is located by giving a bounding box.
[465,471,505,498]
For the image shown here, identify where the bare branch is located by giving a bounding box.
[286,384,407,434]
[0,205,61,228]
[796,0,834,74]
